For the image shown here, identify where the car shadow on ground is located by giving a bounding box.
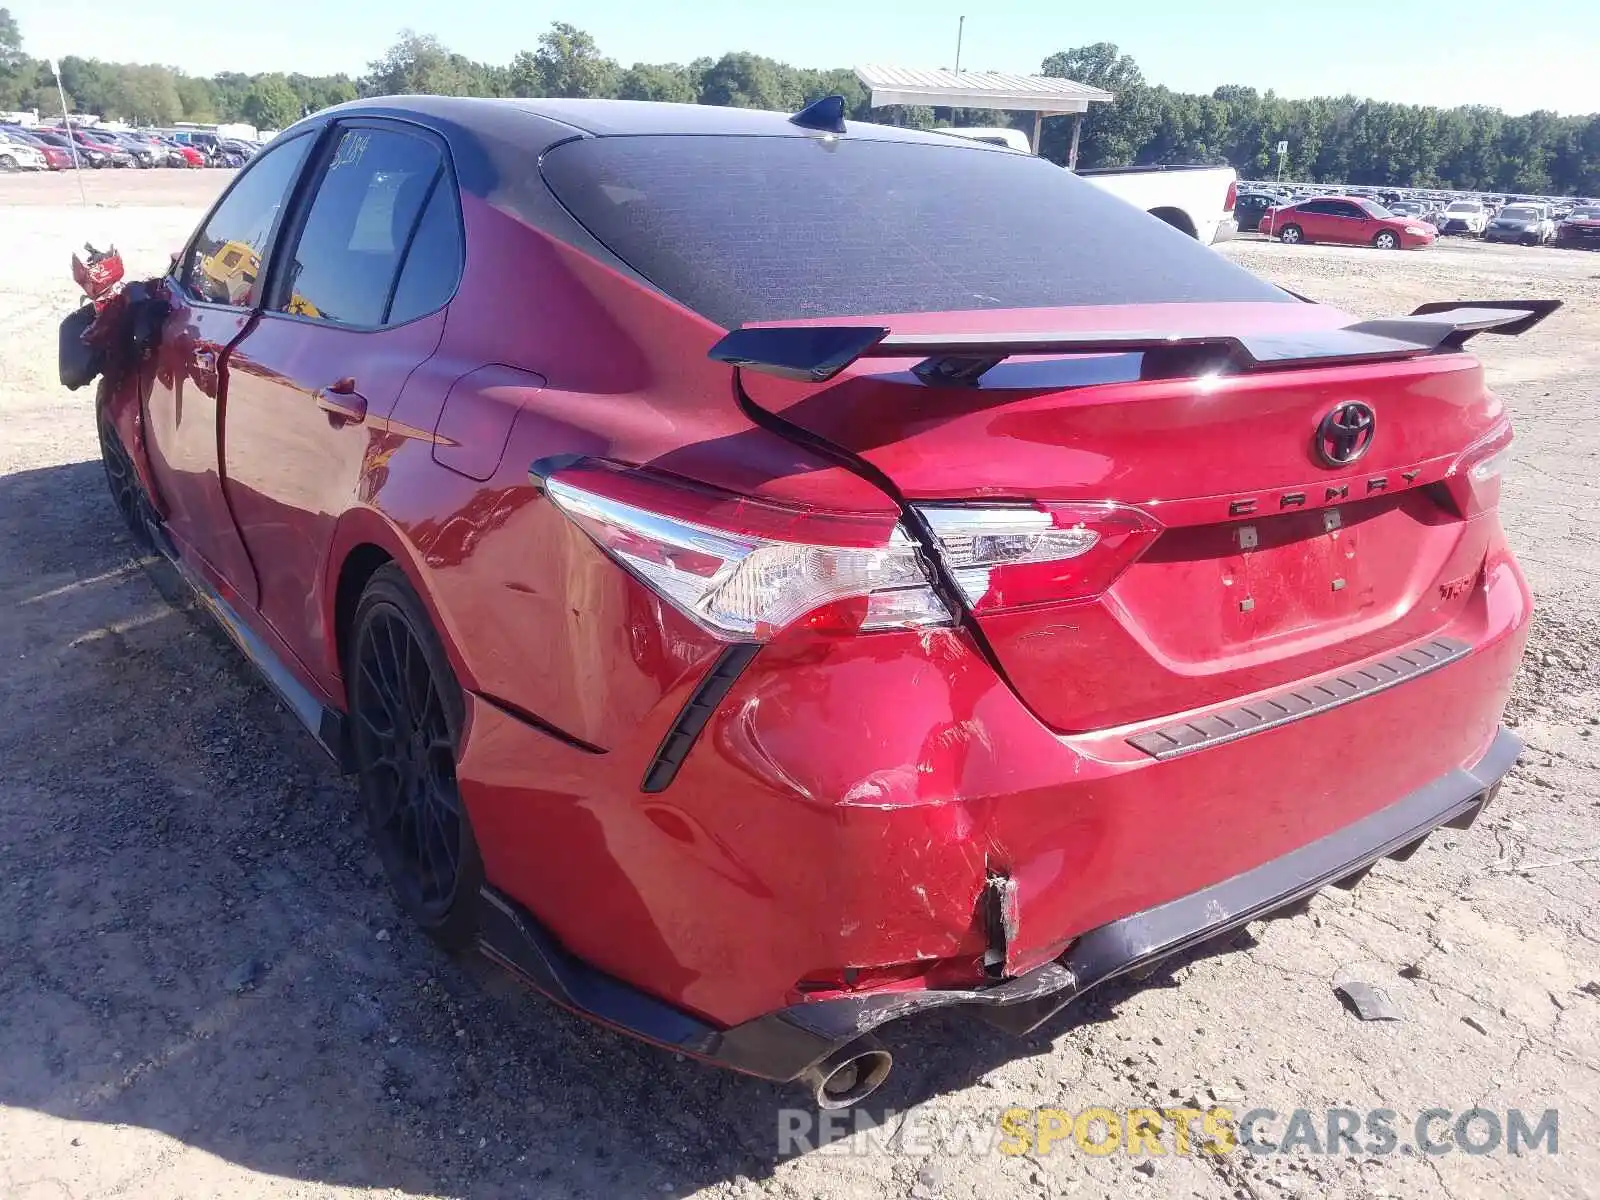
[0,459,1258,1197]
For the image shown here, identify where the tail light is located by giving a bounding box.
[543,462,952,640]
[1224,180,1238,211]
[916,502,1160,613]
[1441,420,1513,516]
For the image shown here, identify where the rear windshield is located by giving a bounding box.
[541,134,1288,328]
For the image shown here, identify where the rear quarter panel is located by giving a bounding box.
[331,192,899,748]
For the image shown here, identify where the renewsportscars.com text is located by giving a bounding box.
[778,1105,1560,1158]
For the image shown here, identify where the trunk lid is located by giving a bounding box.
[739,303,1505,732]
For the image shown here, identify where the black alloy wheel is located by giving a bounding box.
[348,566,483,947]
[97,404,155,552]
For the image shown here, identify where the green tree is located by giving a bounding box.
[617,62,695,104]
[0,6,24,110]
[0,6,22,70]
[288,72,357,115]
[697,52,799,110]
[57,56,116,116]
[242,74,300,129]
[112,65,182,124]
[525,22,616,98]
[175,75,218,122]
[363,31,475,96]
[1038,43,1158,167]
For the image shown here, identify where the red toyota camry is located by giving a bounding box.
[1260,195,1437,248]
[68,96,1546,1108]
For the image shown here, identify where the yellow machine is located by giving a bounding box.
[197,240,321,317]
[198,239,260,306]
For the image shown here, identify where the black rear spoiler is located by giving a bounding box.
[708,299,1561,386]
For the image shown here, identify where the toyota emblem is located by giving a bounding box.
[1315,402,1376,467]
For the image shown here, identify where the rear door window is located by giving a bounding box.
[541,134,1287,328]
[180,133,312,307]
[273,127,448,327]
[385,176,464,325]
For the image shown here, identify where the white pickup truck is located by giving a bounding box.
[1077,164,1240,245]
[942,128,1240,246]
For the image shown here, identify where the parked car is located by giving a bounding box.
[1259,196,1436,248]
[154,136,206,168]
[62,127,134,168]
[0,127,74,169]
[71,96,1543,1110]
[218,137,258,163]
[211,139,252,167]
[1233,189,1279,232]
[120,130,188,167]
[1438,200,1488,235]
[1387,199,1442,228]
[1555,205,1600,249]
[91,129,168,168]
[165,129,230,165]
[28,128,108,167]
[1483,203,1556,245]
[0,128,48,171]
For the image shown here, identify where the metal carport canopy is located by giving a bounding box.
[852,65,1114,162]
[853,65,1114,114]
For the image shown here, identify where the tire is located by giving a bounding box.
[1279,224,1304,245]
[1373,230,1400,250]
[347,564,484,949]
[97,400,155,553]
[0,154,16,171]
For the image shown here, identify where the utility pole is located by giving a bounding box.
[49,58,88,207]
[954,15,965,75]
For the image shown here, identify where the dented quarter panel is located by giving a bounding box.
[456,537,1526,1027]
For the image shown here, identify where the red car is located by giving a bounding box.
[1261,195,1437,249]
[1,127,74,169]
[1555,205,1600,249]
[61,126,135,167]
[15,128,86,169]
[73,97,1545,1108]
[159,137,207,168]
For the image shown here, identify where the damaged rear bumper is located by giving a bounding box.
[478,727,1519,1082]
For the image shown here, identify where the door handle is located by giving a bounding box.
[315,378,368,425]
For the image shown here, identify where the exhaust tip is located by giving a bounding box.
[801,1040,893,1110]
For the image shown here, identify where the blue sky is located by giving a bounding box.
[10,0,1593,115]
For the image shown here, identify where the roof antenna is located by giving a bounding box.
[790,95,847,135]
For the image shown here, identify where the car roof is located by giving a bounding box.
[293,95,1012,157]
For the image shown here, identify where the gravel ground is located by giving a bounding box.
[1,172,1597,1200]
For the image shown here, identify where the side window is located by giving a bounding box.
[275,127,443,327]
[1301,201,1335,215]
[1330,203,1362,218]
[181,134,311,307]
[386,179,464,325]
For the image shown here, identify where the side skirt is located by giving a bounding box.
[144,522,354,770]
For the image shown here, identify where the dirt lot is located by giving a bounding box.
[1,170,1597,1200]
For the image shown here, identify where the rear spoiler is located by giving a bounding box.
[708,299,1562,386]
